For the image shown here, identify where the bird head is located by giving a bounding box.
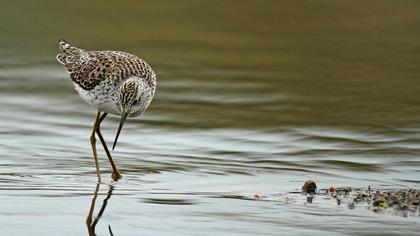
[112,77,148,150]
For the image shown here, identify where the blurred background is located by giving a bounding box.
[1,0,420,128]
[0,1,420,235]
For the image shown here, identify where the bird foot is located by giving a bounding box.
[111,171,122,181]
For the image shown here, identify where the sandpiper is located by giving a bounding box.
[56,39,157,182]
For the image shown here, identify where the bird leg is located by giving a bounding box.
[95,112,122,181]
[90,111,102,183]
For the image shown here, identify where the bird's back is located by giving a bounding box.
[56,40,157,115]
[56,40,156,93]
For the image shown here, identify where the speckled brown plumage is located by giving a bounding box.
[55,39,157,182]
[56,39,156,93]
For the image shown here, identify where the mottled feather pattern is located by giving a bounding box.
[55,39,157,181]
[56,40,156,93]
[118,79,138,107]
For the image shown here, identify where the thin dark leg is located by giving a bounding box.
[90,111,102,183]
[95,112,122,180]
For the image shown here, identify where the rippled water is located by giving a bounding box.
[1,1,420,235]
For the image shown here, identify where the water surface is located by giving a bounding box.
[1,1,420,235]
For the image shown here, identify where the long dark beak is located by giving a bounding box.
[112,111,128,150]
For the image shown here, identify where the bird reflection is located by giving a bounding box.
[86,183,115,236]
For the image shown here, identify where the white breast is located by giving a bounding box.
[73,80,121,115]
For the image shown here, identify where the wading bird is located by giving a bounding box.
[57,40,156,182]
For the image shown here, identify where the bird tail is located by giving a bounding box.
[56,39,83,66]
[58,39,72,52]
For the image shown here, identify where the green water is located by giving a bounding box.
[0,1,420,235]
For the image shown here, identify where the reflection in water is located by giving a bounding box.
[86,183,114,236]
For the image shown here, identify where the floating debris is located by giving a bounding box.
[363,189,420,212]
[302,180,317,193]
[296,181,420,216]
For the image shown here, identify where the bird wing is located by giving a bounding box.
[56,40,156,92]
